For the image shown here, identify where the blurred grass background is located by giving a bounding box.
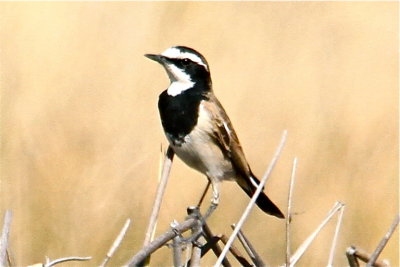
[0,2,398,266]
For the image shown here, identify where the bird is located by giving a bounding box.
[145,46,284,220]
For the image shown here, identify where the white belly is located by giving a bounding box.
[171,132,235,182]
[168,104,236,182]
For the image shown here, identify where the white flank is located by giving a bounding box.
[166,64,195,96]
[162,47,208,70]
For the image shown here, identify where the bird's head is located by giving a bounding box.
[145,46,211,96]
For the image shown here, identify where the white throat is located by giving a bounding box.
[167,81,194,96]
[165,63,195,96]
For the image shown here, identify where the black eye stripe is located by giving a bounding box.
[181,58,191,64]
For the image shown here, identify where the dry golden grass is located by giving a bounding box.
[1,2,398,266]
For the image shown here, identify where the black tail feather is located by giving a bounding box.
[254,191,285,219]
[238,174,285,219]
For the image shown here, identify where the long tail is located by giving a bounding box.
[237,173,285,219]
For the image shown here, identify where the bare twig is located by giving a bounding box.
[143,146,175,247]
[0,210,12,267]
[327,204,345,267]
[100,218,131,267]
[232,224,265,267]
[215,130,288,267]
[220,235,252,267]
[185,207,231,267]
[189,242,201,267]
[125,218,197,266]
[346,246,388,267]
[286,157,297,267]
[44,256,91,267]
[171,221,182,267]
[172,236,182,267]
[289,201,344,267]
[202,222,232,267]
[346,246,360,267]
[366,214,399,267]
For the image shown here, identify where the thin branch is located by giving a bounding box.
[327,204,345,267]
[289,201,344,267]
[171,221,182,267]
[185,207,231,267]
[143,146,175,247]
[232,224,265,267]
[286,157,297,267]
[189,243,201,267]
[215,130,288,267]
[346,246,360,267]
[346,246,388,267]
[125,218,197,266]
[44,256,91,267]
[202,221,232,267]
[183,240,191,267]
[366,214,399,267]
[220,235,252,267]
[0,210,12,267]
[100,218,131,267]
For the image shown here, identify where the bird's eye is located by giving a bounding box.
[182,58,190,65]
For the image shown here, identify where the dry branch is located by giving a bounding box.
[143,146,175,247]
[170,220,183,267]
[100,218,131,267]
[202,222,232,267]
[0,210,12,267]
[232,224,265,267]
[286,157,297,267]
[44,256,91,267]
[289,201,344,266]
[219,235,252,267]
[366,214,399,267]
[346,246,388,267]
[215,130,288,267]
[125,218,197,266]
[327,204,345,267]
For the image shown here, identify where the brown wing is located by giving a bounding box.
[201,93,252,179]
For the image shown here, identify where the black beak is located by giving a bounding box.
[144,54,166,64]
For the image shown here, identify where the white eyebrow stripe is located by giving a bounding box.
[161,47,208,70]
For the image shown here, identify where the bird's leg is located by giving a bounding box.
[182,180,219,244]
[203,181,219,221]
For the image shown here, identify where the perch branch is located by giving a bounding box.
[125,218,197,266]
[171,221,182,267]
[184,206,232,267]
[215,130,288,267]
